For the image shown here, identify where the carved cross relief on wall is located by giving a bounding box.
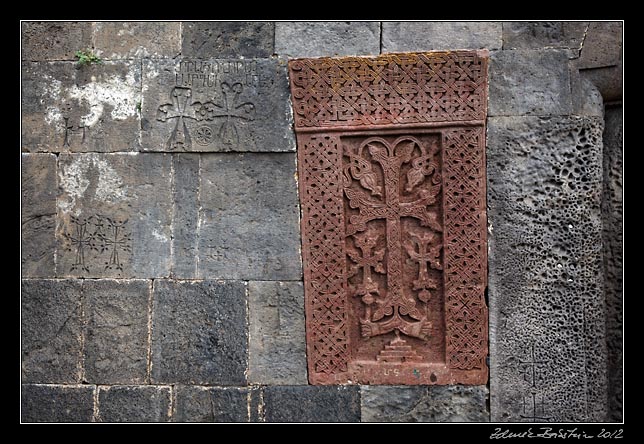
[288,51,489,385]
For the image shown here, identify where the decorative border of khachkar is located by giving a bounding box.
[289,51,488,385]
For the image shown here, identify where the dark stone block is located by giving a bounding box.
[56,153,173,278]
[21,280,82,383]
[182,22,274,58]
[263,386,361,423]
[197,154,302,280]
[361,385,488,422]
[603,105,623,422]
[22,21,92,61]
[503,22,588,52]
[172,154,200,278]
[141,58,295,152]
[151,280,247,384]
[83,280,150,384]
[21,384,94,422]
[487,116,607,421]
[489,50,572,116]
[21,61,141,153]
[173,386,259,422]
[21,154,56,277]
[248,281,307,384]
[98,386,170,422]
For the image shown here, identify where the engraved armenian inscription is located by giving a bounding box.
[144,59,293,153]
[289,51,488,385]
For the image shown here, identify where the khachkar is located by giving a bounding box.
[289,51,489,384]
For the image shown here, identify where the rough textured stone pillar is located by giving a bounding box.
[487,115,607,421]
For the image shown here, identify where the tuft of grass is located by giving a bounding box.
[75,49,102,67]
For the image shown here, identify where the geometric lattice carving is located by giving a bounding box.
[290,51,488,385]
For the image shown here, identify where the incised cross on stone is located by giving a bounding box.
[343,136,442,341]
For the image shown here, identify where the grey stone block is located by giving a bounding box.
[98,386,170,422]
[22,280,82,383]
[580,62,622,103]
[171,154,200,278]
[487,116,607,422]
[92,22,181,60]
[140,58,294,152]
[56,153,172,278]
[182,22,274,58]
[578,22,622,69]
[382,22,502,52]
[173,386,260,422]
[248,281,307,385]
[361,385,488,422]
[275,22,380,58]
[83,280,150,384]
[603,105,623,422]
[21,384,94,422]
[151,280,247,384]
[22,21,92,61]
[489,49,572,116]
[198,153,302,280]
[263,386,361,423]
[21,61,141,153]
[22,154,56,277]
[503,22,588,52]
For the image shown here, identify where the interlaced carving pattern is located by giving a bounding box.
[291,51,488,384]
[289,52,487,128]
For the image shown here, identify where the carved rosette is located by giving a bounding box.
[290,51,488,385]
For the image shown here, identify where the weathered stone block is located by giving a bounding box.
[382,22,502,52]
[171,154,200,278]
[361,385,488,422]
[22,154,56,277]
[83,280,150,384]
[173,386,260,422]
[578,21,622,69]
[275,22,380,58]
[21,61,141,153]
[92,22,181,59]
[603,105,623,422]
[21,384,94,422]
[22,280,82,383]
[182,22,274,58]
[248,281,307,385]
[151,280,247,384]
[263,386,361,423]
[141,58,294,152]
[489,50,572,116]
[98,386,170,422]
[22,21,92,61]
[56,153,172,278]
[198,154,302,280]
[503,22,588,52]
[487,116,607,422]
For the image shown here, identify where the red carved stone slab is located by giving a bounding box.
[289,51,488,385]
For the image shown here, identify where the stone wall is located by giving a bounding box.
[21,21,622,422]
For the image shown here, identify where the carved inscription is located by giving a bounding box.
[155,60,259,151]
[518,343,554,422]
[290,51,488,385]
[65,214,131,273]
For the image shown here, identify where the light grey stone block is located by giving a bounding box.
[382,21,502,52]
[275,22,380,58]
[248,281,307,385]
[93,21,181,59]
[56,153,172,278]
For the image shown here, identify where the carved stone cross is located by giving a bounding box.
[290,51,489,385]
